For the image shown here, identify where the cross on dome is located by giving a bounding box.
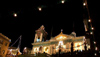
[61,29,63,34]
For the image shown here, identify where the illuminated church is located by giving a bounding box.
[31,25,90,55]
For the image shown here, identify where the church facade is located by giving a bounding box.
[31,25,90,55]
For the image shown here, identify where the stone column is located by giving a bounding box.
[31,47,34,54]
[50,45,52,55]
[34,34,38,42]
[40,33,43,42]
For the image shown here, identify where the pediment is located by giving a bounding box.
[54,33,68,40]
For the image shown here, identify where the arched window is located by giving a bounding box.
[2,50,5,54]
[39,46,42,52]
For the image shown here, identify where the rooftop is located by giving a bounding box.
[0,33,11,42]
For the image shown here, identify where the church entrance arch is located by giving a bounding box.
[39,46,43,53]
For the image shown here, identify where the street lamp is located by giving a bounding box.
[38,7,42,11]
[61,0,64,4]
[83,3,86,6]
[88,19,91,22]
[91,27,94,30]
[14,13,17,17]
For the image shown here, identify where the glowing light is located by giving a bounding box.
[81,50,83,52]
[24,47,27,49]
[88,19,91,22]
[14,13,17,17]
[74,42,82,51]
[63,45,66,49]
[60,36,63,39]
[10,49,12,52]
[91,27,94,30]
[83,3,86,6]
[95,47,98,51]
[83,36,85,39]
[64,37,66,38]
[94,41,96,44]
[57,36,66,40]
[58,41,64,46]
[61,0,64,4]
[94,53,97,56]
[38,7,42,11]
[90,32,93,34]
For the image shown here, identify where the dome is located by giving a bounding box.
[70,32,76,37]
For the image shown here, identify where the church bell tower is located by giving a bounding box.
[34,25,47,43]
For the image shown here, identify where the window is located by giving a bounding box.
[5,43,8,46]
[0,39,3,44]
[2,50,5,54]
[44,47,49,53]
[37,39,40,42]
[39,46,42,52]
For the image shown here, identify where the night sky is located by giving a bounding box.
[0,0,99,52]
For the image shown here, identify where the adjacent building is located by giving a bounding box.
[23,47,31,55]
[0,33,11,57]
[31,25,90,55]
[6,47,22,57]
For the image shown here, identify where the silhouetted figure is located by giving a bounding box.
[84,42,87,51]
[59,49,61,57]
[59,43,61,57]
[71,42,73,55]
[77,50,78,52]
